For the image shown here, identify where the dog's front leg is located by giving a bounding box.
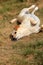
[10,18,17,23]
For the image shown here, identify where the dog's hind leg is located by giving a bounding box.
[28,5,35,10]
[31,7,38,14]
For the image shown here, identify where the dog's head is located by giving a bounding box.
[10,30,17,41]
[10,24,30,41]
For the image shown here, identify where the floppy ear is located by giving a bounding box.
[17,16,24,24]
[17,20,22,25]
[13,25,20,30]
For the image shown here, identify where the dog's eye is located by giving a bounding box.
[15,32,17,34]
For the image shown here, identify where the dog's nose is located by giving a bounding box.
[12,37,17,41]
[10,34,17,41]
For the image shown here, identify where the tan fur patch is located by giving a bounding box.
[14,25,20,30]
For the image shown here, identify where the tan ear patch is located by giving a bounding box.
[14,25,20,30]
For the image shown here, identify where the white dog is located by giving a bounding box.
[10,5,43,41]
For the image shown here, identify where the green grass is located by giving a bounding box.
[9,41,43,65]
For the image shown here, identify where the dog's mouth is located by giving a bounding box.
[10,34,17,41]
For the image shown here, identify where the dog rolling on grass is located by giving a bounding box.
[10,5,43,41]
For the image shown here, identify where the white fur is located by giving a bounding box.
[16,14,40,40]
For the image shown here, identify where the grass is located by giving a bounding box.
[0,0,43,65]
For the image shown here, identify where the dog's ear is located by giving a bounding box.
[13,25,20,30]
[17,20,21,25]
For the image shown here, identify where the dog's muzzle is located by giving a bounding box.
[10,34,17,41]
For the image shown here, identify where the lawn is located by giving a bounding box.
[0,0,43,65]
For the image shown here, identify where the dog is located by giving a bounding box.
[10,5,43,41]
